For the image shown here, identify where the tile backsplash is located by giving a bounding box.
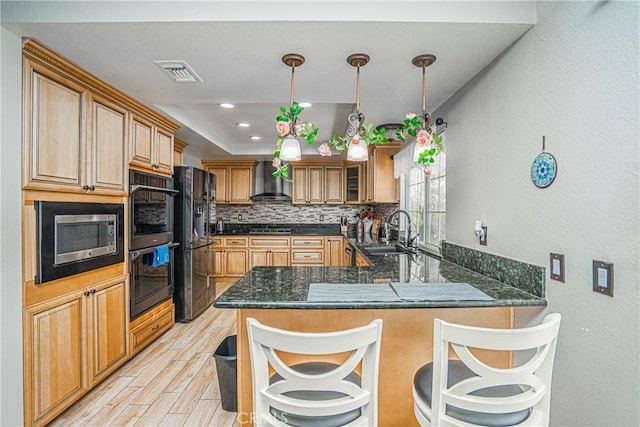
[216,201,399,225]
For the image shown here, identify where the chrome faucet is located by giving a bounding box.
[385,209,416,247]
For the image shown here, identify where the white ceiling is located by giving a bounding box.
[2,1,535,160]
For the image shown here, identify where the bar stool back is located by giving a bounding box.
[247,318,383,427]
[413,313,561,427]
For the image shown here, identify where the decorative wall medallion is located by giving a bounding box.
[531,136,557,188]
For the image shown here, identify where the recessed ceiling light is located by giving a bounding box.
[236,122,250,128]
[250,136,261,140]
[299,102,312,108]
[219,103,235,109]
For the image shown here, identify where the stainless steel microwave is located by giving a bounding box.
[35,201,124,284]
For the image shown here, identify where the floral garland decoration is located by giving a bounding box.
[396,113,445,176]
[317,123,388,157]
[272,101,319,178]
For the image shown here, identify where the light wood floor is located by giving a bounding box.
[51,281,239,427]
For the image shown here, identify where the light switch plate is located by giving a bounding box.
[550,253,565,282]
[592,260,613,297]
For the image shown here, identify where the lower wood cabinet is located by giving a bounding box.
[214,237,249,278]
[23,275,129,427]
[291,236,325,265]
[129,298,174,357]
[325,236,344,266]
[249,236,290,268]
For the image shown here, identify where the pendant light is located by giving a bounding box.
[346,53,370,162]
[411,54,436,162]
[279,54,305,161]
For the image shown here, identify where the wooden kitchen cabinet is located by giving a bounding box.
[365,143,400,203]
[291,236,325,265]
[129,298,174,357]
[292,162,344,204]
[202,161,256,204]
[23,275,129,427]
[292,165,324,204]
[249,236,291,268]
[214,236,249,278]
[173,138,188,168]
[129,114,174,176]
[344,163,365,204]
[325,236,344,266]
[22,60,127,195]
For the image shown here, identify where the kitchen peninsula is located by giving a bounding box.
[214,237,546,426]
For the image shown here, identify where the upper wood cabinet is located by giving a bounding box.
[129,114,174,176]
[344,163,365,204]
[292,163,344,205]
[22,39,179,194]
[22,59,127,195]
[202,161,256,204]
[366,143,400,204]
[173,138,188,168]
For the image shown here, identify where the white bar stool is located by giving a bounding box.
[247,318,383,427]
[413,313,561,427]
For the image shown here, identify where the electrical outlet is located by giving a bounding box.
[237,214,242,221]
[319,214,325,222]
[479,226,488,246]
[550,253,565,282]
[593,260,613,297]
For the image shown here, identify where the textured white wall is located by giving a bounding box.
[0,26,25,425]
[437,1,639,425]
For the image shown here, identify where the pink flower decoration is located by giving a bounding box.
[276,121,290,136]
[272,157,281,168]
[294,124,302,136]
[416,129,432,147]
[423,166,432,177]
[406,112,417,120]
[317,143,332,157]
[351,135,361,145]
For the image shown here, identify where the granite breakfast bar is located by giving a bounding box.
[214,241,546,426]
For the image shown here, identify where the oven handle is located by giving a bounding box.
[129,185,179,196]
[129,242,179,261]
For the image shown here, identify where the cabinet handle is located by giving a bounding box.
[90,289,96,294]
[83,291,91,297]
[90,185,95,191]
[83,185,90,191]
[151,324,160,331]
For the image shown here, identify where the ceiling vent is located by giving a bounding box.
[154,60,203,83]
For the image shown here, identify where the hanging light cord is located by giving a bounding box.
[355,64,361,117]
[289,64,296,107]
[421,64,427,128]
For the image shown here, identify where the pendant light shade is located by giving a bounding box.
[347,138,368,161]
[280,136,302,161]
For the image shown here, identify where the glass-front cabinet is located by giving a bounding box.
[344,163,364,204]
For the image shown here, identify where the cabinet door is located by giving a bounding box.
[24,291,87,426]
[155,128,174,175]
[209,167,228,204]
[225,249,248,277]
[372,146,400,203]
[344,164,362,204]
[292,166,308,204]
[213,249,224,277]
[250,249,269,268]
[324,166,343,203]
[130,115,154,168]
[87,278,128,385]
[271,249,291,266]
[228,166,252,203]
[88,94,126,192]
[326,237,343,266]
[308,166,324,204]
[26,66,85,188]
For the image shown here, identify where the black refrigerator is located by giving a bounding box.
[173,166,216,322]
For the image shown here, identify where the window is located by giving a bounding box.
[403,136,446,254]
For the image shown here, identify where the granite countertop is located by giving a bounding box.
[214,235,547,309]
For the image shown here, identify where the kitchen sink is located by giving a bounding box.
[365,245,415,255]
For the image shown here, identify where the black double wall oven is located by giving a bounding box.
[129,170,179,319]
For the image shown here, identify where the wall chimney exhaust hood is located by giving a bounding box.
[251,161,292,201]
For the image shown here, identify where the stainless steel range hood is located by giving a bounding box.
[250,161,292,201]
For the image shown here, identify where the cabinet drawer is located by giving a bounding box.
[213,237,223,246]
[291,236,325,248]
[130,303,174,356]
[223,237,248,247]
[291,250,325,264]
[249,237,291,248]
